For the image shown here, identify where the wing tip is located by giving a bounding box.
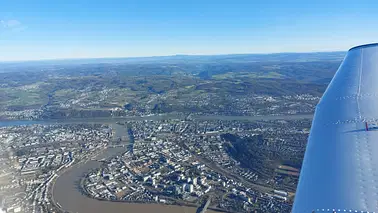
[349,43,378,51]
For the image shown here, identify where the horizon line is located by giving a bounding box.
[0,50,347,63]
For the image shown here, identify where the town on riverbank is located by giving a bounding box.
[0,52,332,213]
[0,113,310,213]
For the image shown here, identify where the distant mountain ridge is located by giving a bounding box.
[0,52,345,86]
[0,51,345,65]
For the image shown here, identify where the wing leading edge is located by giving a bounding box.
[293,43,378,213]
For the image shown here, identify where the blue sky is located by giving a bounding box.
[0,0,378,61]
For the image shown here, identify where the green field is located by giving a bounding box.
[0,83,49,110]
[212,71,283,80]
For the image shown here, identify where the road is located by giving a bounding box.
[52,147,221,213]
[178,140,274,193]
[51,123,220,213]
[0,113,313,213]
[0,113,313,127]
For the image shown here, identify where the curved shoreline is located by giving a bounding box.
[13,113,313,213]
[0,113,313,127]
[78,174,225,212]
[51,148,220,213]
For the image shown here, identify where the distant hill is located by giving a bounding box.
[0,52,344,84]
[0,51,345,65]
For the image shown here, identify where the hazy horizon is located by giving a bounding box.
[0,50,348,63]
[1,0,377,61]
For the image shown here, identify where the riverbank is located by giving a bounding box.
[79,168,226,213]
[52,147,221,213]
[4,114,312,213]
[0,113,313,127]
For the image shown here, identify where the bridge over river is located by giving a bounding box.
[51,123,220,213]
[0,113,312,213]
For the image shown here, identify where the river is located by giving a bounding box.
[52,147,214,213]
[51,123,218,213]
[0,114,185,127]
[0,113,313,127]
[1,114,313,213]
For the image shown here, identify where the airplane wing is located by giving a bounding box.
[293,43,378,213]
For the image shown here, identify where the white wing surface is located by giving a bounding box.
[293,43,378,213]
